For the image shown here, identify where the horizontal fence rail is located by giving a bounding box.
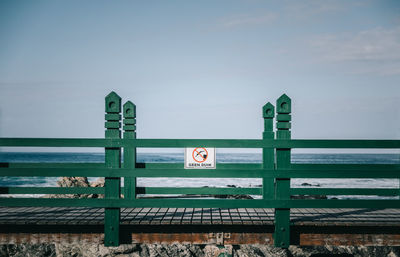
[0,92,398,248]
[2,187,398,197]
[1,167,399,178]
[2,187,399,198]
[1,198,400,209]
[1,138,399,148]
[291,188,400,196]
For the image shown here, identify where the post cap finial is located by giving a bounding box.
[123,101,136,118]
[276,94,291,114]
[105,91,121,113]
[262,102,275,118]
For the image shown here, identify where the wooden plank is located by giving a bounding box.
[300,233,400,246]
[2,228,397,246]
[0,232,103,244]
[130,232,274,245]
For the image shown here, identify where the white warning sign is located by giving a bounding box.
[184,147,216,169]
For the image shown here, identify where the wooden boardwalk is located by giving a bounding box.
[1,207,400,226]
[1,207,400,246]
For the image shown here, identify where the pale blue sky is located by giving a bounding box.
[0,1,399,152]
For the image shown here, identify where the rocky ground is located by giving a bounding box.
[0,244,399,257]
[45,177,105,199]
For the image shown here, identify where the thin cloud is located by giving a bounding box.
[283,0,373,21]
[284,0,346,19]
[310,27,400,75]
[219,13,277,28]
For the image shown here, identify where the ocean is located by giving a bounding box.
[0,152,399,199]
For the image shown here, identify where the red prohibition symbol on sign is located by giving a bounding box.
[192,147,208,163]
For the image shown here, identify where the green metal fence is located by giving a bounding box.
[0,91,399,247]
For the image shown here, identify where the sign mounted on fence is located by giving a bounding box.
[184,147,216,169]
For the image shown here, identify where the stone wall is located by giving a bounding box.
[1,244,399,257]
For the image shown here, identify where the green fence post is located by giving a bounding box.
[104,91,122,246]
[274,94,291,248]
[123,101,136,199]
[262,102,275,201]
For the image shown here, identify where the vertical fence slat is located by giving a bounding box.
[274,94,292,248]
[123,101,137,199]
[262,102,275,200]
[104,92,122,246]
